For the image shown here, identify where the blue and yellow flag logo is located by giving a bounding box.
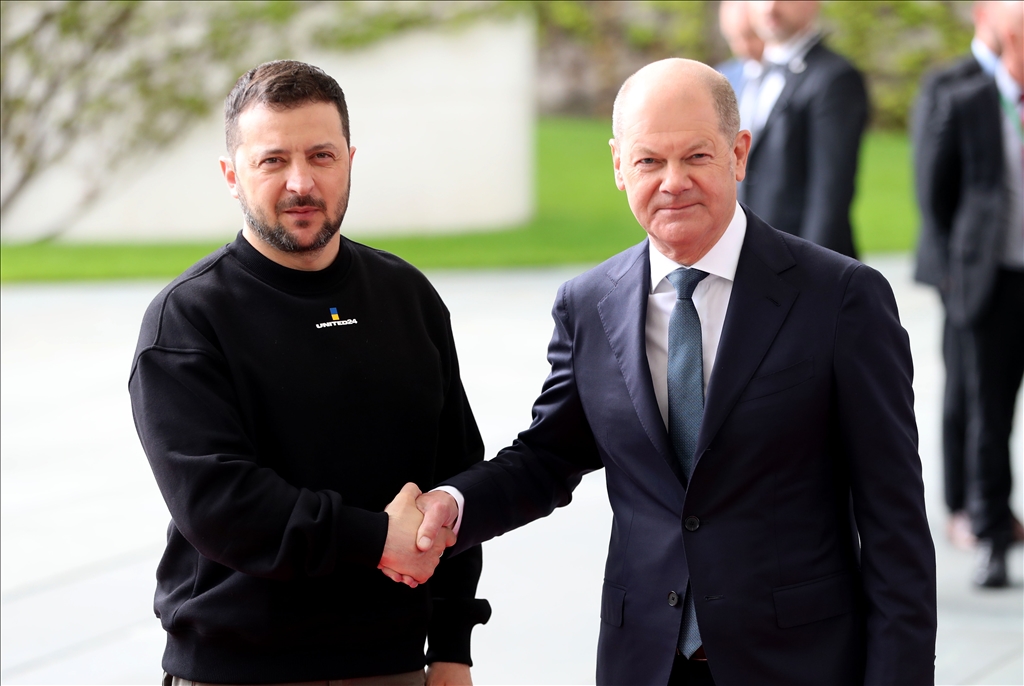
[316,307,357,330]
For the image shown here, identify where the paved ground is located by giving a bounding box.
[1,255,1021,685]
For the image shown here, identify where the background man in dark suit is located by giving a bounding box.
[715,1,764,96]
[913,0,1024,588]
[912,0,1004,553]
[738,1,868,259]
[390,59,936,685]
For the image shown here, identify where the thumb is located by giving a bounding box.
[416,493,457,552]
[399,482,423,500]
[386,482,422,515]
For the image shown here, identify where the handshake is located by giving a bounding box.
[378,483,461,587]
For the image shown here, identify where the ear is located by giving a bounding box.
[732,130,752,183]
[220,156,240,200]
[349,145,356,164]
[610,138,626,191]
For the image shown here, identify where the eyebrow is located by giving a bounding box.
[631,145,660,157]
[630,139,714,158]
[255,142,340,157]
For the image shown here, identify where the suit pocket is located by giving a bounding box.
[773,570,855,629]
[738,358,814,403]
[601,582,626,627]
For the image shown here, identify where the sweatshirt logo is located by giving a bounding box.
[316,307,357,329]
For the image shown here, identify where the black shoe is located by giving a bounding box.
[973,540,1009,588]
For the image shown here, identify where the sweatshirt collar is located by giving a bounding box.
[228,231,353,295]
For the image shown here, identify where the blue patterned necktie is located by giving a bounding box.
[666,266,708,659]
[667,267,708,476]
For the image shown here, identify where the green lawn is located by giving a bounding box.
[0,119,917,282]
[851,130,919,253]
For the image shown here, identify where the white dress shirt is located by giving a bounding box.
[971,37,1000,76]
[646,202,747,428]
[434,204,748,530]
[741,27,820,133]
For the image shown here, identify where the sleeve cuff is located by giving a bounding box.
[337,506,389,569]
[425,597,492,666]
[430,485,465,535]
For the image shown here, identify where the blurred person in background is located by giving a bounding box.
[738,0,868,259]
[130,60,489,685]
[715,1,765,96]
[911,0,1009,554]
[912,0,1024,588]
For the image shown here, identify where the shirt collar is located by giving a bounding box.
[763,26,820,68]
[648,202,748,293]
[994,61,1022,106]
[743,59,765,79]
[971,37,1000,76]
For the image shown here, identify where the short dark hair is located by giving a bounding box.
[224,60,350,156]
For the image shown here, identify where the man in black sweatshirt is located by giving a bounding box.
[129,60,490,685]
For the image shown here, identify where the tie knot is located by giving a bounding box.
[666,268,708,300]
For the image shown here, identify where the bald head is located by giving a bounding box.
[608,58,751,265]
[612,59,740,143]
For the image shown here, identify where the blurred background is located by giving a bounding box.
[0,0,977,276]
[2,2,1021,685]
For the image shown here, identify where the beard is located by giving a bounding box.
[239,179,350,254]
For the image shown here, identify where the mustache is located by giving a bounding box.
[277,195,327,212]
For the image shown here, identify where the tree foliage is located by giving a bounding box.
[0,0,503,228]
[524,0,973,125]
[0,0,976,232]
[822,1,972,129]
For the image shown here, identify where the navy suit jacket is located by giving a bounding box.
[912,66,1008,326]
[911,55,983,291]
[445,209,936,685]
[738,40,868,259]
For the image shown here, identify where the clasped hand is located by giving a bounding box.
[378,483,460,587]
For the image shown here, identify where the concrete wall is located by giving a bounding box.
[1,17,535,243]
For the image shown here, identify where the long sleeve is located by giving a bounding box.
[426,313,491,664]
[444,280,604,554]
[833,265,937,685]
[130,340,388,579]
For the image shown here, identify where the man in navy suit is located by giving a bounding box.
[388,59,936,685]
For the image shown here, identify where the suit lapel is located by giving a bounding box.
[597,241,683,483]
[696,210,799,455]
[748,39,822,160]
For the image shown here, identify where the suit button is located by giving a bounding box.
[668,591,680,607]
[684,516,700,531]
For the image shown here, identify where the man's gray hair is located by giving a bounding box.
[612,65,740,142]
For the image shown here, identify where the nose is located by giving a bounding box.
[661,162,692,195]
[285,160,315,196]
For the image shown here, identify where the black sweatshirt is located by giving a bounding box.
[129,233,490,683]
